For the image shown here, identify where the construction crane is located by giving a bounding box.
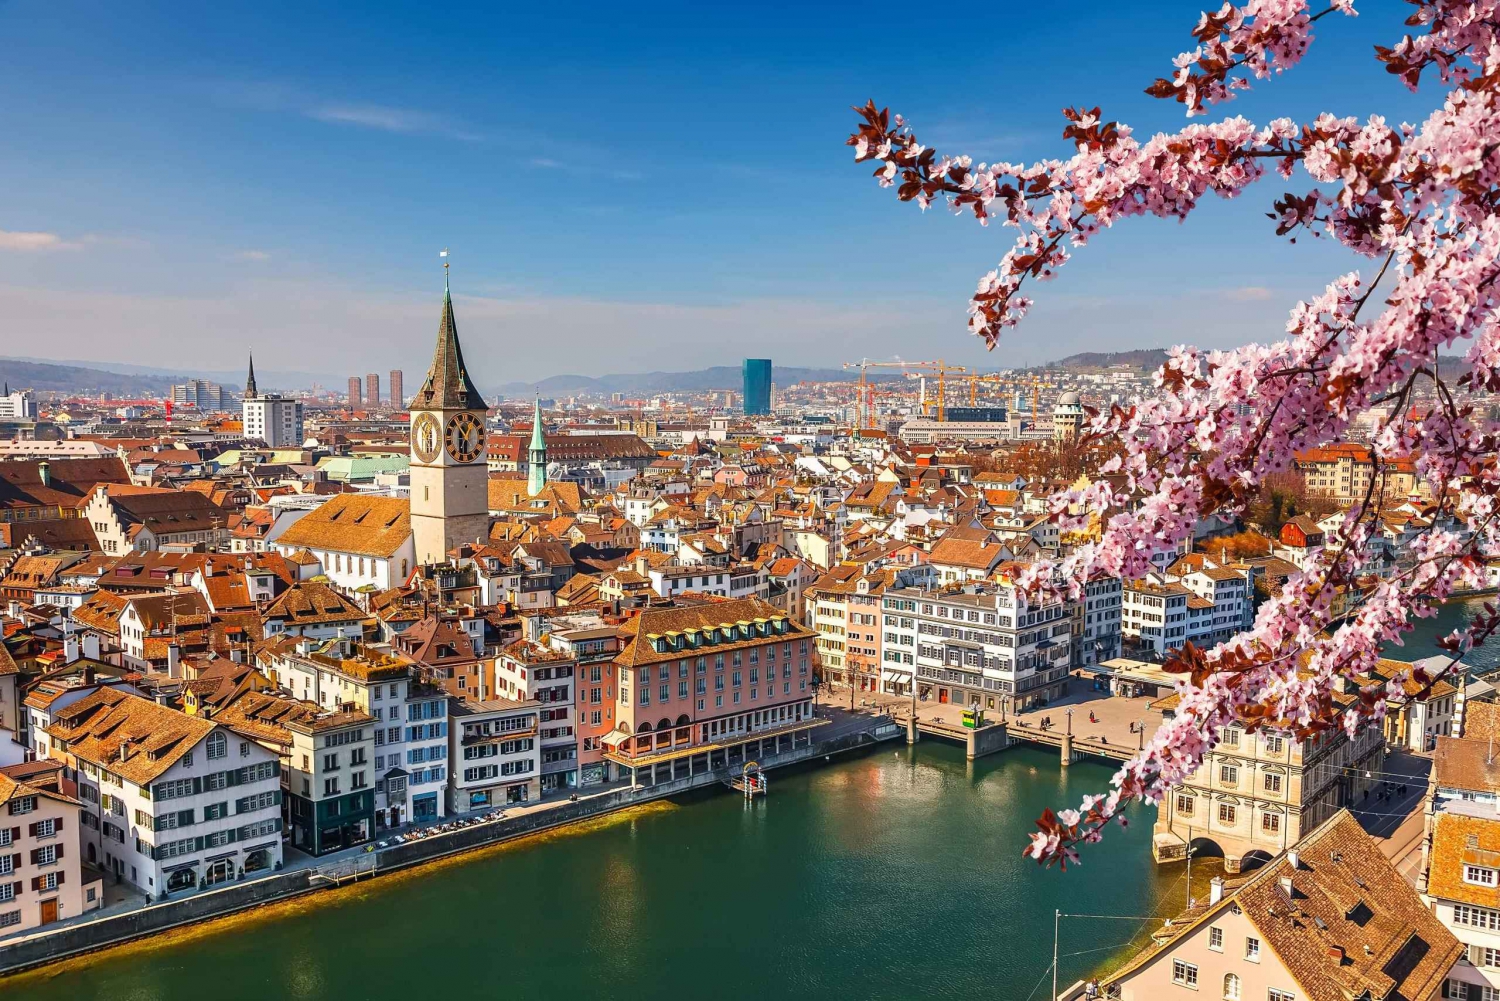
[844,358,972,426]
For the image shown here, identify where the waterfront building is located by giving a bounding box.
[1107,810,1460,1001]
[550,620,623,788]
[1151,690,1383,871]
[273,494,415,590]
[494,615,580,792]
[1123,567,1255,660]
[449,698,541,812]
[1122,578,1192,657]
[256,641,448,826]
[742,359,772,416]
[44,689,284,895]
[241,355,305,448]
[0,766,102,934]
[409,277,490,566]
[1072,572,1122,668]
[214,690,375,856]
[878,576,1071,711]
[806,571,892,695]
[1418,733,1500,1000]
[592,597,819,786]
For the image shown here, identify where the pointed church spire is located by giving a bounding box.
[415,259,488,412]
[528,394,548,497]
[245,352,258,398]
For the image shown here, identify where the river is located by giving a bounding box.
[7,743,1191,1001]
[1384,594,1500,674]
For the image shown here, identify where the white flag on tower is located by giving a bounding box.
[440,250,448,258]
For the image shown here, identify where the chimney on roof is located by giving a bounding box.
[167,642,182,679]
[1327,946,1345,964]
[1209,876,1224,905]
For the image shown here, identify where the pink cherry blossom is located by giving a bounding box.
[849,0,1500,866]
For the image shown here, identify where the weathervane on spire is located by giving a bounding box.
[440,248,450,292]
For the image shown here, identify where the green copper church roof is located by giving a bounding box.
[530,397,546,452]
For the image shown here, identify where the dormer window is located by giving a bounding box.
[1466,865,1498,887]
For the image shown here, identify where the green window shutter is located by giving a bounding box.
[274,818,283,833]
[194,835,205,851]
[274,790,282,805]
[272,760,282,777]
[192,777,202,795]
[227,770,240,787]
[178,809,193,826]
[226,828,237,844]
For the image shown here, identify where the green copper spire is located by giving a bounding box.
[527,395,547,497]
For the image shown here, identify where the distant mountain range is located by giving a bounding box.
[0,356,339,395]
[488,365,912,399]
[4,350,1475,399]
[1037,349,1170,372]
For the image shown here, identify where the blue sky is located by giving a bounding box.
[0,1,1437,386]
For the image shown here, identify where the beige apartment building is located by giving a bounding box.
[1108,811,1459,1001]
[1152,693,1384,872]
[0,769,102,934]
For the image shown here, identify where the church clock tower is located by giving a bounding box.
[410,269,490,565]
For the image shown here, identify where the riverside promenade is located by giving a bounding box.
[0,705,901,978]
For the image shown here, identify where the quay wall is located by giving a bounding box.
[0,720,899,978]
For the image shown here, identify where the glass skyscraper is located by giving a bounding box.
[742,358,772,415]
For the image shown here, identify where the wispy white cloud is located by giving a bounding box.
[209,81,483,141]
[0,231,149,253]
[1223,286,1274,302]
[527,156,641,182]
[305,102,482,141]
[234,250,272,262]
[0,230,78,252]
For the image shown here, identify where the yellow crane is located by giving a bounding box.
[844,358,975,425]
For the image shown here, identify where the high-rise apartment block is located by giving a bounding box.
[366,373,381,408]
[742,358,772,416]
[389,370,405,410]
[348,377,362,409]
[169,380,230,411]
[241,355,304,448]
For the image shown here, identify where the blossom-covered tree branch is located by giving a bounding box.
[848,0,1500,866]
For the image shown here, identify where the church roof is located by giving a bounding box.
[415,286,487,412]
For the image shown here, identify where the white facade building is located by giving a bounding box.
[44,690,283,897]
[880,580,1072,711]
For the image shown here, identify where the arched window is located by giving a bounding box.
[1222,973,1240,1000]
[206,731,227,761]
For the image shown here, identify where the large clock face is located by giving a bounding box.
[412,413,441,463]
[445,412,484,463]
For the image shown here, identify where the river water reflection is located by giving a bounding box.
[9,743,1184,1001]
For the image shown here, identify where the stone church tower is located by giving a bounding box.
[410,274,490,565]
